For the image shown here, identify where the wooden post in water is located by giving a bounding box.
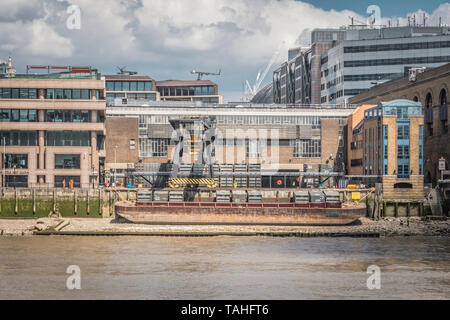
[14,189,18,215]
[99,189,103,216]
[74,189,77,216]
[87,189,90,215]
[109,190,112,217]
[52,189,56,214]
[32,188,36,216]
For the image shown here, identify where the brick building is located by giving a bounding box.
[349,63,450,186]
[348,100,424,200]
[105,100,351,186]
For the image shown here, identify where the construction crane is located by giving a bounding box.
[244,42,283,102]
[191,69,221,80]
[116,66,137,75]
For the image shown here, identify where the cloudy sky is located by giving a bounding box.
[0,0,449,102]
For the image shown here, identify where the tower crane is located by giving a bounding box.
[244,42,283,102]
[191,69,221,80]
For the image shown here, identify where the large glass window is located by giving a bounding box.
[0,131,37,146]
[80,89,90,99]
[137,82,145,91]
[106,81,114,91]
[46,131,90,146]
[114,81,122,91]
[129,82,137,91]
[4,154,28,169]
[5,175,28,188]
[293,138,321,158]
[63,89,72,99]
[55,154,80,169]
[145,81,152,91]
[72,89,81,99]
[0,109,37,122]
[122,81,130,91]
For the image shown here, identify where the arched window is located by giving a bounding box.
[413,96,419,102]
[426,93,433,108]
[426,93,433,136]
[440,89,448,133]
[441,89,448,106]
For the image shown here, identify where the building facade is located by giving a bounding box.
[105,74,158,105]
[156,80,222,104]
[345,104,376,176]
[349,63,450,186]
[273,25,450,106]
[321,26,450,106]
[0,66,106,188]
[350,100,424,199]
[105,100,351,185]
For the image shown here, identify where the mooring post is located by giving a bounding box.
[14,189,18,215]
[99,189,103,216]
[53,189,56,213]
[395,202,399,218]
[32,188,36,216]
[109,190,112,217]
[74,189,77,216]
[87,189,90,215]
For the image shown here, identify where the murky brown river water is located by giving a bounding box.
[0,236,449,299]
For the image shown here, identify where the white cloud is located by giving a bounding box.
[0,0,448,101]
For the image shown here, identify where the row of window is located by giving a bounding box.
[106,81,153,92]
[45,110,91,123]
[343,73,403,82]
[0,88,102,100]
[1,154,80,170]
[46,131,91,147]
[0,88,37,99]
[106,93,157,101]
[344,41,450,53]
[158,86,215,97]
[0,109,37,122]
[2,175,82,188]
[138,138,323,159]
[0,131,38,146]
[344,55,450,68]
[137,115,328,126]
[46,89,101,100]
[0,131,104,149]
[0,109,102,123]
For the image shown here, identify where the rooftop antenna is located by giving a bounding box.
[190,69,221,80]
[439,17,442,27]
[423,13,427,26]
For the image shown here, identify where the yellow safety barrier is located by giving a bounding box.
[168,177,217,189]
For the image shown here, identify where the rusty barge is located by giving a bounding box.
[115,190,365,226]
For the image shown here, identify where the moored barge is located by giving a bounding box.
[115,197,365,226]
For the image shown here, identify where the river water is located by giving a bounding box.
[0,236,449,299]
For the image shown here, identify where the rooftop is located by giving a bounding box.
[104,74,154,81]
[155,80,217,87]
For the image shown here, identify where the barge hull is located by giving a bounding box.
[115,202,365,226]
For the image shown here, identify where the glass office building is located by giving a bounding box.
[320,26,450,105]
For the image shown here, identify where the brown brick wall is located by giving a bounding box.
[105,117,139,169]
